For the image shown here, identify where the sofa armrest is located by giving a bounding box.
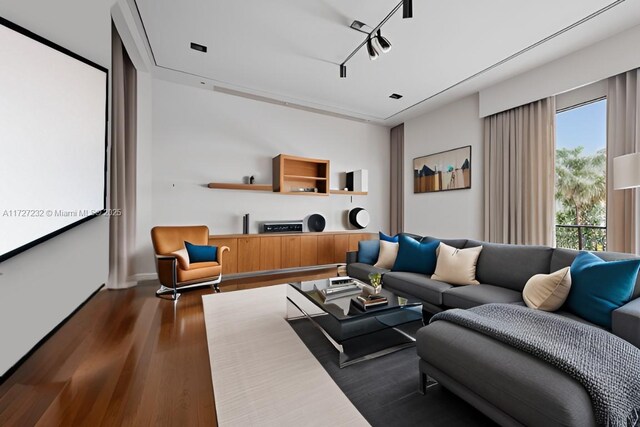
[346,251,358,265]
[612,297,640,348]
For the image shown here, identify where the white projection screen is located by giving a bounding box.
[0,18,107,262]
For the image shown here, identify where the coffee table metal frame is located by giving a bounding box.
[286,279,424,368]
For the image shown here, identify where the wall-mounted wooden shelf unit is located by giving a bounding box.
[330,190,368,195]
[208,183,273,192]
[273,154,330,195]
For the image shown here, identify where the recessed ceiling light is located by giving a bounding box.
[389,93,403,99]
[190,42,207,53]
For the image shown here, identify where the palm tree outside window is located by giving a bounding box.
[555,99,607,251]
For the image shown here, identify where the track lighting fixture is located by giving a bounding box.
[366,38,379,60]
[375,30,392,53]
[403,0,413,19]
[339,0,413,78]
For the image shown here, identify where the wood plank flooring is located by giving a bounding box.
[0,268,336,426]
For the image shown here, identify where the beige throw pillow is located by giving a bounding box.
[172,248,190,270]
[522,267,572,312]
[374,240,399,269]
[432,243,482,286]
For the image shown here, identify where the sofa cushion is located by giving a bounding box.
[465,240,552,292]
[442,284,523,309]
[347,262,389,283]
[432,243,482,286]
[379,231,399,243]
[392,235,439,275]
[522,267,572,312]
[373,240,398,269]
[417,321,597,427]
[422,236,468,249]
[383,272,453,306]
[566,252,640,329]
[552,248,640,299]
[357,239,379,264]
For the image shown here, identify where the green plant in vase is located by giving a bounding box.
[368,272,382,294]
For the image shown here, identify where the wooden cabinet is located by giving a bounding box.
[259,237,282,270]
[272,154,330,195]
[208,237,238,274]
[317,235,335,265]
[333,234,350,263]
[237,237,261,273]
[281,236,301,268]
[300,235,318,266]
[210,232,375,275]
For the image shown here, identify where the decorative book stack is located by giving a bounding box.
[353,293,388,310]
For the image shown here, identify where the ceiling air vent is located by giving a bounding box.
[190,42,207,53]
[389,93,403,99]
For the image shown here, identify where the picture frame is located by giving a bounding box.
[413,145,472,193]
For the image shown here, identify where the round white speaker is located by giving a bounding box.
[348,207,370,229]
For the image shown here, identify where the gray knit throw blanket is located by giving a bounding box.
[431,303,640,427]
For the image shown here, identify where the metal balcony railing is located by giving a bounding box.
[555,224,607,251]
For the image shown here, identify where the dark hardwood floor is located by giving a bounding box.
[0,268,335,426]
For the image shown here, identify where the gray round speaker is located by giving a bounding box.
[349,207,370,229]
[307,214,326,232]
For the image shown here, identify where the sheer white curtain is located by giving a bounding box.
[390,124,404,235]
[108,25,137,289]
[483,97,556,246]
[607,68,640,254]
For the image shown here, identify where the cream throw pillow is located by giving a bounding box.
[432,243,482,286]
[522,267,572,312]
[374,240,399,269]
[172,248,190,270]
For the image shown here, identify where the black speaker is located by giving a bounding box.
[349,207,370,229]
[307,214,326,232]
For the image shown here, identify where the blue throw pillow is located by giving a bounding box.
[379,231,399,243]
[185,241,218,263]
[392,235,440,275]
[565,252,640,328]
[358,240,380,265]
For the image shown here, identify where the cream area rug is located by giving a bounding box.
[202,284,369,427]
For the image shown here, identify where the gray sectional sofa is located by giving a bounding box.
[346,234,640,427]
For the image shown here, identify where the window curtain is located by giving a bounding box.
[607,69,640,254]
[483,97,556,246]
[108,25,137,289]
[390,124,404,235]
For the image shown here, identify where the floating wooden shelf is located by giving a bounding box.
[283,174,327,181]
[208,183,273,192]
[330,190,368,195]
[273,154,330,195]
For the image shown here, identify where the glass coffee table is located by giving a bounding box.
[286,278,423,368]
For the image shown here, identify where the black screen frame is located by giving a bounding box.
[0,16,109,263]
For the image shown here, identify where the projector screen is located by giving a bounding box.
[0,17,108,262]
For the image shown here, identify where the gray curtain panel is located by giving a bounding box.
[483,97,556,246]
[390,124,404,235]
[607,68,640,254]
[108,25,137,289]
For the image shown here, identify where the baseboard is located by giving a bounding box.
[131,272,157,282]
[0,283,105,385]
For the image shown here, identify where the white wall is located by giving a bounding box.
[0,0,112,376]
[404,94,484,239]
[480,23,640,117]
[143,79,389,276]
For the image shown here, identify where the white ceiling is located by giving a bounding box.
[135,0,640,125]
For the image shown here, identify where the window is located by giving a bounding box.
[555,99,607,250]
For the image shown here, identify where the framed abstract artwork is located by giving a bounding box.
[413,145,471,193]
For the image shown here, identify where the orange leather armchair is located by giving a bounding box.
[151,225,229,300]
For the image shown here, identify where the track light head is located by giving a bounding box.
[340,64,347,78]
[367,38,379,60]
[375,30,392,53]
[403,0,413,18]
